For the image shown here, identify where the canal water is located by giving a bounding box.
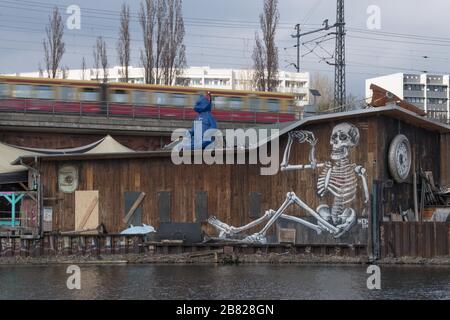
[0,264,449,300]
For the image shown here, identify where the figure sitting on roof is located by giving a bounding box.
[186,92,218,149]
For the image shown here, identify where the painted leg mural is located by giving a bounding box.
[208,122,370,244]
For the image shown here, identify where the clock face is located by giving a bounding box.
[388,135,412,183]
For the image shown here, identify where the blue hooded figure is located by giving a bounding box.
[188,93,217,149]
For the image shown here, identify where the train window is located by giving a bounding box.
[14,84,32,98]
[267,99,280,112]
[111,90,129,103]
[60,86,77,101]
[229,97,242,109]
[80,88,99,101]
[155,92,168,105]
[248,97,260,111]
[172,93,187,107]
[0,83,7,97]
[212,96,227,109]
[35,85,53,100]
[132,91,148,105]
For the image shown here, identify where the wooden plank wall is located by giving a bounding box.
[40,117,375,235]
[380,222,449,258]
[374,116,441,214]
[440,133,450,187]
[39,115,445,248]
[0,130,167,151]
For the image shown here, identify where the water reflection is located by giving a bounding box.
[0,264,448,300]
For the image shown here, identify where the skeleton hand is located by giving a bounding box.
[334,208,356,238]
[289,131,317,146]
[355,165,366,176]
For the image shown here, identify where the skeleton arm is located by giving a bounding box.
[281,131,325,171]
[355,165,369,204]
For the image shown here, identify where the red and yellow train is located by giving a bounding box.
[0,76,298,123]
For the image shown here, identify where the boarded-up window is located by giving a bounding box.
[249,192,262,219]
[195,191,208,222]
[158,191,171,223]
[124,192,143,226]
[75,191,99,231]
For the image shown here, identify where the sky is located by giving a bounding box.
[1,0,450,98]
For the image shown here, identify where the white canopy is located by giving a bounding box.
[0,135,135,176]
[0,142,40,174]
[86,135,134,154]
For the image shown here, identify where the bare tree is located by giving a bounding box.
[93,37,108,83]
[252,0,279,92]
[61,66,69,79]
[81,57,87,80]
[43,6,65,79]
[154,0,168,83]
[38,63,44,78]
[162,0,186,85]
[117,3,131,82]
[139,0,156,84]
[93,44,100,81]
[311,72,334,112]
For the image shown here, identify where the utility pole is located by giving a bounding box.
[291,24,301,72]
[334,0,346,111]
[290,20,331,73]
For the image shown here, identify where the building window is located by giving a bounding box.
[189,78,202,86]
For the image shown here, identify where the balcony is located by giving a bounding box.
[426,91,448,99]
[404,90,425,98]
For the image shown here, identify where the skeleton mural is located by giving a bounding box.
[208,122,370,244]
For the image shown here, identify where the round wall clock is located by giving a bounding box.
[388,134,412,183]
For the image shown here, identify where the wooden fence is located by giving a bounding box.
[380,222,449,258]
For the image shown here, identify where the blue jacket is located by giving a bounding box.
[189,95,217,149]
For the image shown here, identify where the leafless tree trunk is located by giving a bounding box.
[93,37,108,83]
[61,66,69,79]
[252,0,279,92]
[139,0,155,84]
[38,63,44,78]
[81,57,86,80]
[93,45,100,81]
[162,0,186,85]
[117,3,131,82]
[311,72,334,112]
[154,0,168,83]
[43,6,65,79]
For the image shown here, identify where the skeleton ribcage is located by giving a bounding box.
[317,161,358,216]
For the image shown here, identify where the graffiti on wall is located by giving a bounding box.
[208,122,370,244]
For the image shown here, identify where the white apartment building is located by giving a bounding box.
[366,73,450,122]
[6,66,310,106]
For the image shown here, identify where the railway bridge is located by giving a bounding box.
[0,111,260,151]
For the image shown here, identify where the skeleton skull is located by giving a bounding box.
[330,123,360,160]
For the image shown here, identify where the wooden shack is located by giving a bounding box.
[14,106,450,254]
